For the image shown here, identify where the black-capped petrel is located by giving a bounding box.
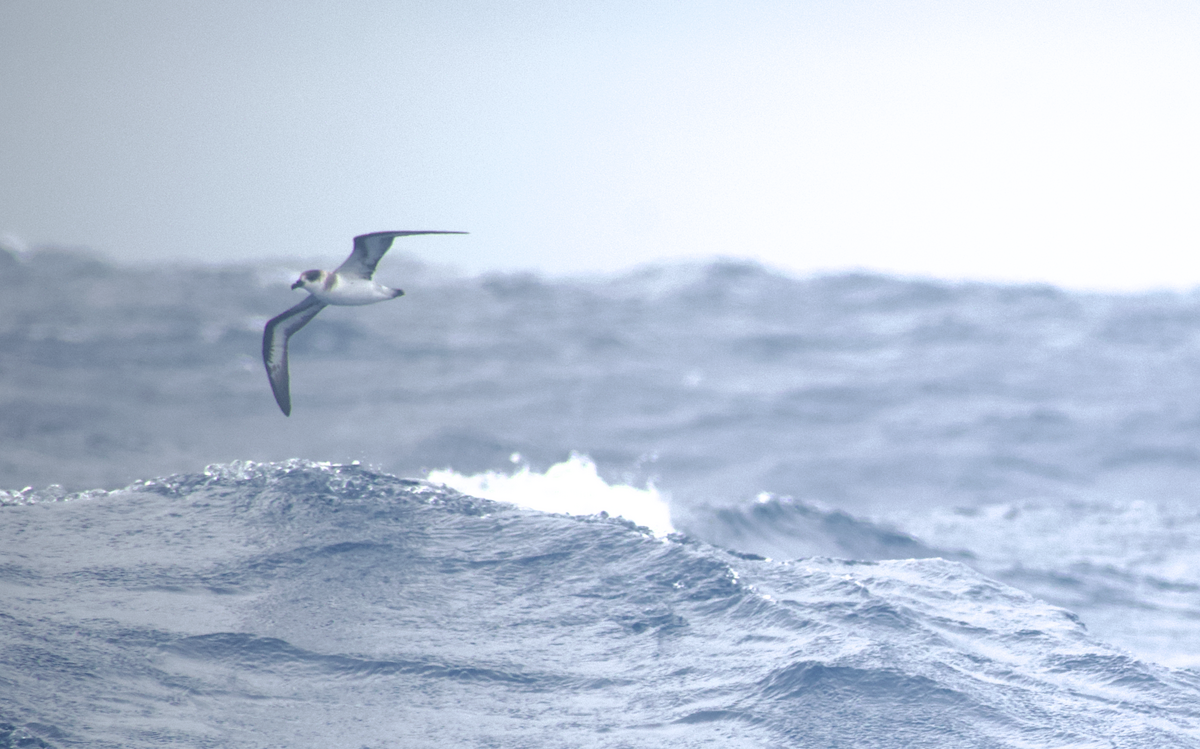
[263,230,466,415]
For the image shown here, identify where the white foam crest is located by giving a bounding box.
[427,453,674,537]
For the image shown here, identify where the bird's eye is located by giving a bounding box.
[304,271,320,282]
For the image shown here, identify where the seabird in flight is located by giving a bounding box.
[263,230,466,415]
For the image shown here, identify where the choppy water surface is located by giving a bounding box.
[5,462,1200,748]
[6,247,1200,745]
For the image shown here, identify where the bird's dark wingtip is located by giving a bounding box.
[272,387,292,416]
[355,230,469,240]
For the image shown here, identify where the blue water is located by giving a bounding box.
[6,247,1200,745]
[5,461,1200,748]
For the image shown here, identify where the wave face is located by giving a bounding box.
[3,461,1200,748]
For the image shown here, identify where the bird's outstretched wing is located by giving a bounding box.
[263,295,327,416]
[336,230,468,280]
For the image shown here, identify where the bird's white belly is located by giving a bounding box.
[311,277,396,306]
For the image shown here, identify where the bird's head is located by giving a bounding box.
[291,269,326,291]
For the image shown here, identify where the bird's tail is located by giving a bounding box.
[391,288,405,298]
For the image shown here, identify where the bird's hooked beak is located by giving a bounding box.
[291,279,304,290]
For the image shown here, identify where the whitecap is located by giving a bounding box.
[427,453,674,536]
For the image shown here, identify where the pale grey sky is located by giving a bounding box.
[3,1,1199,289]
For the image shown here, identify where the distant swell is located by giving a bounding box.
[685,494,965,562]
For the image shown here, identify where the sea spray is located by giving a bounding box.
[427,452,674,536]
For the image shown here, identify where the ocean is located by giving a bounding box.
[4,246,1200,746]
